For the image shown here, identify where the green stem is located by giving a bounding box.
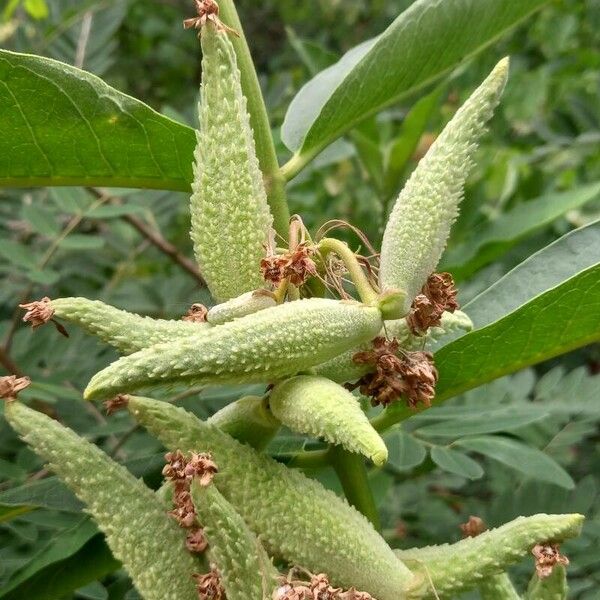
[330,446,381,530]
[217,0,290,237]
[317,237,379,305]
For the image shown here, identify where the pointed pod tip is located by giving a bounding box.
[370,446,388,468]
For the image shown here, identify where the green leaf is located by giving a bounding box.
[416,407,548,437]
[0,535,119,600]
[0,240,37,269]
[0,50,195,191]
[58,235,105,250]
[442,182,600,278]
[85,205,146,218]
[435,263,600,402]
[282,0,549,163]
[430,446,483,479]
[385,430,427,470]
[463,220,600,329]
[455,436,574,489]
[21,204,60,237]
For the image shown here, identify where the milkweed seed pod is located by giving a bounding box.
[190,479,278,600]
[269,376,387,466]
[208,395,280,450]
[190,21,273,302]
[84,299,383,401]
[313,310,472,383]
[127,396,416,600]
[526,565,568,600]
[379,58,509,312]
[4,401,201,600]
[478,574,521,600]
[207,290,277,325]
[396,513,583,598]
[45,297,209,355]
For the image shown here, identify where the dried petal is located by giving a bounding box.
[460,516,486,538]
[184,0,238,36]
[103,395,129,416]
[20,297,55,328]
[186,527,208,553]
[183,303,209,323]
[194,567,226,600]
[0,375,31,401]
[532,543,569,579]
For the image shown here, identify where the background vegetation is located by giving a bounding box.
[0,0,599,598]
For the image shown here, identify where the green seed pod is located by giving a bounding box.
[127,396,416,600]
[478,574,521,600]
[397,513,583,598]
[190,23,273,302]
[84,299,383,401]
[314,310,472,383]
[379,58,509,311]
[525,565,568,600]
[207,291,277,325]
[269,376,387,466]
[4,401,201,600]
[191,479,278,600]
[208,395,280,450]
[49,297,208,355]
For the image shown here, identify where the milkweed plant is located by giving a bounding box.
[0,1,588,599]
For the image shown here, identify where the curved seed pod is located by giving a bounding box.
[525,565,568,600]
[208,395,280,450]
[207,291,277,325]
[379,58,509,311]
[127,396,416,600]
[84,299,383,401]
[314,310,472,383]
[190,479,278,600]
[50,297,209,355]
[396,513,583,598]
[4,401,201,600]
[190,22,273,302]
[478,574,521,600]
[269,376,387,466]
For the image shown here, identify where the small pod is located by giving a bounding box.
[4,401,201,600]
[127,396,415,600]
[478,574,520,600]
[525,565,568,600]
[269,376,387,466]
[379,58,509,312]
[207,290,277,325]
[208,395,280,450]
[190,22,273,302]
[398,513,583,598]
[84,298,383,401]
[190,479,278,600]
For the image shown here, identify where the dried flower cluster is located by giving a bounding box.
[194,567,226,600]
[183,303,209,323]
[273,573,373,600]
[532,543,569,579]
[351,337,438,408]
[460,515,487,538]
[0,375,31,401]
[406,272,459,335]
[183,0,238,36]
[103,394,130,416]
[162,450,218,552]
[261,243,318,287]
[20,296,69,336]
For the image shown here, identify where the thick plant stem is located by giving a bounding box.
[318,237,379,305]
[217,0,290,237]
[330,446,381,531]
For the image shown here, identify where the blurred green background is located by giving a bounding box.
[0,1,599,598]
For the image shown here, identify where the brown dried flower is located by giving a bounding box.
[0,375,31,401]
[310,573,343,599]
[406,272,459,335]
[532,543,569,579]
[170,488,197,528]
[261,244,317,287]
[19,297,69,337]
[343,590,374,600]
[186,527,209,553]
[103,394,129,416]
[185,452,219,487]
[273,583,310,600]
[183,0,238,36]
[183,303,209,323]
[460,516,486,538]
[194,567,226,600]
[351,338,438,408]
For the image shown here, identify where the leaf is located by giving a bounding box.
[430,446,483,479]
[442,182,600,278]
[0,50,195,191]
[455,436,574,489]
[0,535,119,600]
[58,234,105,250]
[85,204,146,218]
[435,263,600,402]
[464,220,600,329]
[281,0,549,161]
[385,430,427,470]
[415,407,548,437]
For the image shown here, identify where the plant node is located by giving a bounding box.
[0,375,31,402]
[261,243,318,287]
